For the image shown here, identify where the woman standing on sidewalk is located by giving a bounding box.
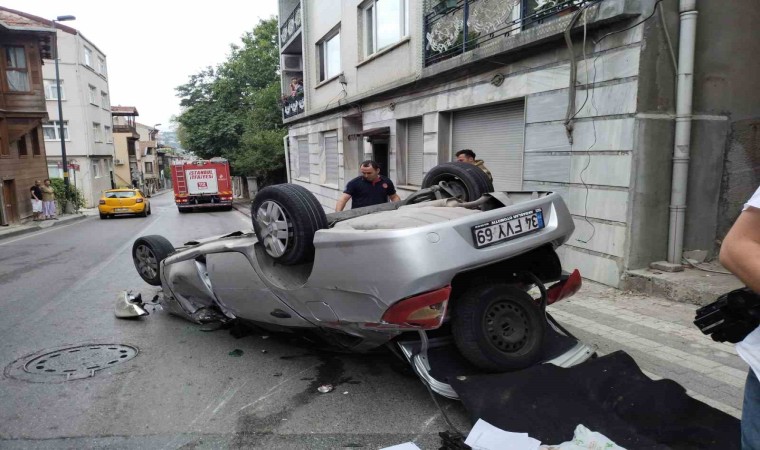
[40,179,57,220]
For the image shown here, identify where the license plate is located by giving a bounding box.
[471,209,545,248]
[115,208,130,213]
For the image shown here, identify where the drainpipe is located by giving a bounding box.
[666,0,698,264]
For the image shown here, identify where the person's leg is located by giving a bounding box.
[43,201,51,219]
[50,201,57,219]
[743,370,760,449]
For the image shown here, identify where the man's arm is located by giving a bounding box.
[720,207,760,293]
[389,193,401,202]
[335,193,351,212]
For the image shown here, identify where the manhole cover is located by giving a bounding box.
[5,344,138,383]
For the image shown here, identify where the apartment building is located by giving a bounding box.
[278,0,760,287]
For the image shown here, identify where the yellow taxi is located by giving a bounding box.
[98,189,151,219]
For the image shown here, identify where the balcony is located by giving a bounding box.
[424,0,598,67]
[282,93,304,119]
[280,3,302,51]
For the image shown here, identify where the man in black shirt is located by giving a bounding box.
[30,180,43,221]
[335,160,400,211]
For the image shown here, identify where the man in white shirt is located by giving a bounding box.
[720,185,760,449]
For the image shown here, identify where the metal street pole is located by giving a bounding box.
[52,15,75,206]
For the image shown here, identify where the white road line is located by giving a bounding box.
[0,217,93,246]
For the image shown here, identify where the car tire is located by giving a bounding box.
[452,284,545,372]
[99,213,107,220]
[147,205,152,215]
[132,235,175,286]
[178,207,189,214]
[251,184,327,265]
[421,161,494,201]
[140,207,148,217]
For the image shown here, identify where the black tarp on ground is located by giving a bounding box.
[449,351,741,449]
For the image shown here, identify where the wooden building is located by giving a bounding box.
[0,7,56,224]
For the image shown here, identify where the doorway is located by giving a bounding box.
[3,179,18,224]
[372,141,389,178]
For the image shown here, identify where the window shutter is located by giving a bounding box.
[406,118,424,185]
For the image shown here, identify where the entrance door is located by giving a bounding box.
[372,141,389,178]
[3,180,18,224]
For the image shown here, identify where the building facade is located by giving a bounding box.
[0,8,56,224]
[41,25,115,207]
[111,106,141,189]
[278,0,760,288]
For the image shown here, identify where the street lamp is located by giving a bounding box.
[52,15,76,199]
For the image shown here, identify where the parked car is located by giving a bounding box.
[128,162,593,398]
[98,189,151,219]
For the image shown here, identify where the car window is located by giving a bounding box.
[105,191,136,198]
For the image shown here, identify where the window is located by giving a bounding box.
[364,0,408,56]
[97,57,106,75]
[84,47,92,67]
[104,126,112,143]
[31,128,41,155]
[322,131,339,185]
[88,85,97,104]
[42,121,69,141]
[93,122,102,142]
[5,46,29,91]
[43,79,65,100]
[145,162,153,173]
[92,160,102,178]
[18,135,27,156]
[297,137,309,179]
[101,91,109,109]
[318,30,341,81]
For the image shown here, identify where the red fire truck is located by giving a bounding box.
[171,158,233,213]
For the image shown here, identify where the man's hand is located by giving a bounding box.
[721,207,760,293]
[335,193,351,212]
[390,194,401,203]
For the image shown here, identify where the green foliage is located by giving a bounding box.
[175,17,286,184]
[50,178,86,212]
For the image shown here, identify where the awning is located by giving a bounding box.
[347,126,390,141]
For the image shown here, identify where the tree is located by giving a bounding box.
[175,17,286,183]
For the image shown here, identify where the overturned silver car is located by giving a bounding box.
[131,162,594,397]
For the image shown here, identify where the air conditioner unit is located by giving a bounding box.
[281,54,303,72]
[114,158,124,165]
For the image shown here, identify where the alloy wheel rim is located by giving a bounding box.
[484,300,530,352]
[134,244,158,279]
[256,200,291,257]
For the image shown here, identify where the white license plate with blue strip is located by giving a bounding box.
[471,209,545,248]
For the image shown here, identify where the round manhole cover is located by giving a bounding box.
[5,344,138,383]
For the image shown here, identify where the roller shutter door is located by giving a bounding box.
[324,131,339,185]
[452,101,525,190]
[406,118,424,186]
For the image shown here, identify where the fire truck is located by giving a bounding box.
[171,158,233,213]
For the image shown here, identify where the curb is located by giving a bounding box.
[232,199,252,218]
[0,214,90,242]
[622,268,744,306]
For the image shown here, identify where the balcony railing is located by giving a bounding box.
[282,93,304,119]
[280,4,302,47]
[424,0,599,67]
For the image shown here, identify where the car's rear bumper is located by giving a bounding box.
[98,204,146,214]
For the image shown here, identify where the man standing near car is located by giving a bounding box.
[456,149,493,182]
[720,184,760,449]
[335,160,401,211]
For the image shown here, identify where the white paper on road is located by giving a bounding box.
[379,443,421,450]
[464,418,541,450]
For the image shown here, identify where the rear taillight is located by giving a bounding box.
[380,286,451,329]
[547,269,582,305]
[99,199,105,205]
[136,198,144,203]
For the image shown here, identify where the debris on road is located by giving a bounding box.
[317,384,333,393]
[228,349,244,357]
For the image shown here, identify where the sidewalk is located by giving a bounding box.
[0,208,97,242]
[624,262,743,306]
[232,198,252,218]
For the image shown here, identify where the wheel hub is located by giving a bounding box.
[484,301,530,352]
[256,200,291,258]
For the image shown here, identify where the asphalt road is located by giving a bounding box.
[0,192,468,449]
[0,192,745,449]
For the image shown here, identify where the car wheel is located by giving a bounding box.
[178,207,189,214]
[251,184,327,265]
[452,284,545,372]
[99,213,107,220]
[147,205,152,215]
[140,207,148,217]
[421,162,494,201]
[132,235,175,286]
